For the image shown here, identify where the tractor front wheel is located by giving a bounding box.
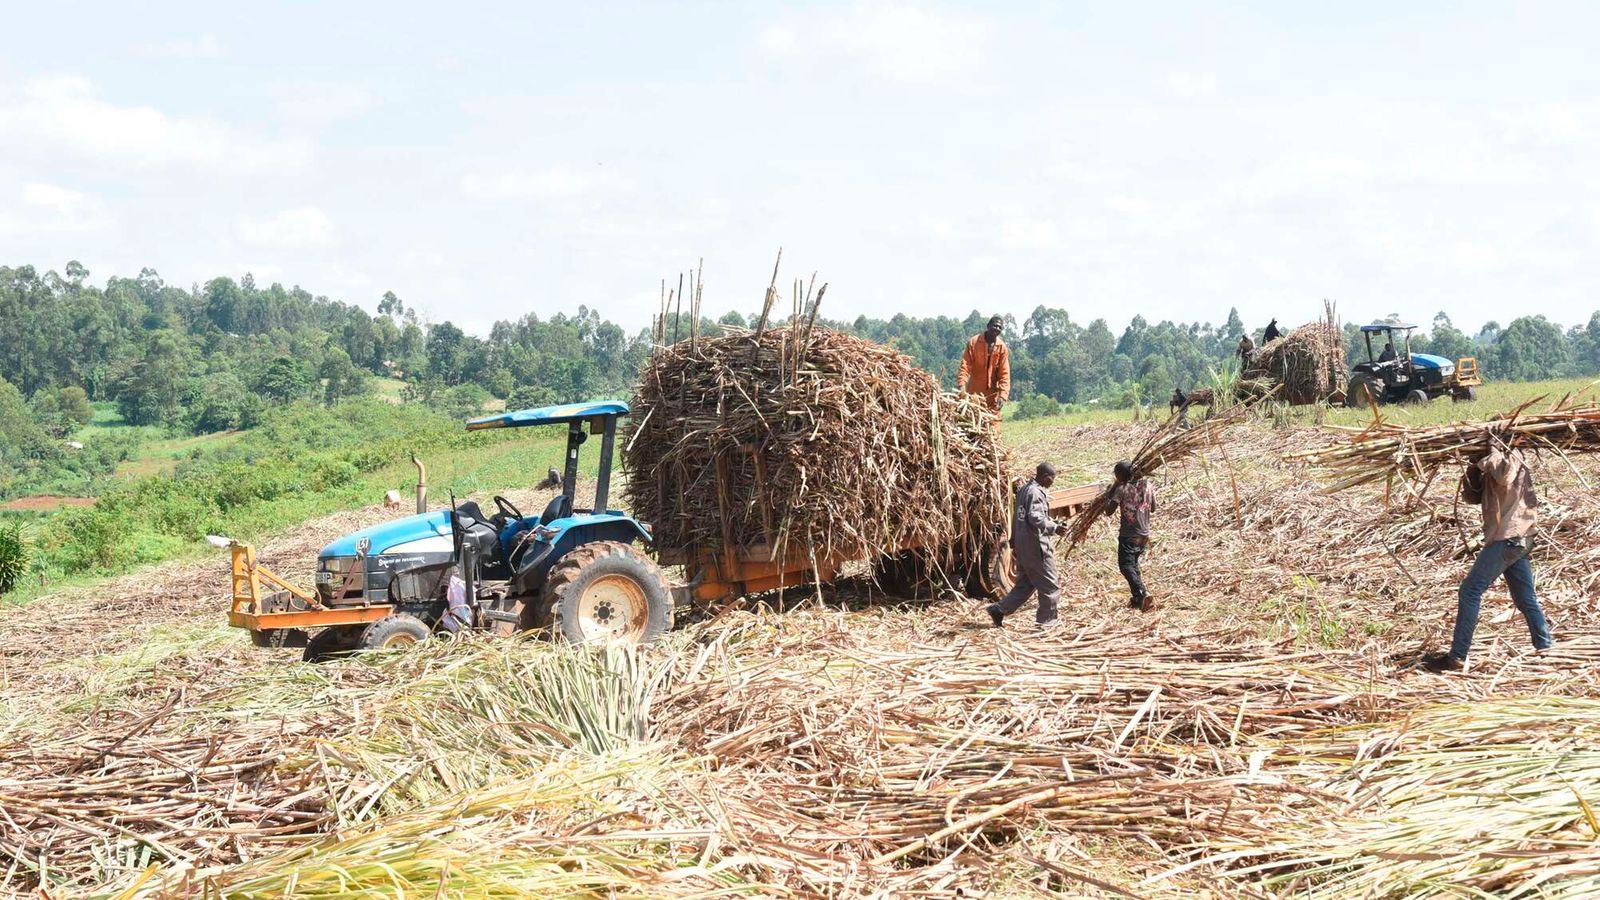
[547,541,673,645]
[302,625,363,662]
[1404,389,1430,406]
[358,614,431,651]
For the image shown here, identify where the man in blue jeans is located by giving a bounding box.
[1423,443,1553,673]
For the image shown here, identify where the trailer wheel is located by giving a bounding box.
[302,625,362,662]
[547,541,672,645]
[986,543,1018,600]
[358,614,431,651]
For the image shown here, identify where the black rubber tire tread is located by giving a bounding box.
[302,625,362,662]
[1345,376,1377,409]
[357,613,432,651]
[986,543,1017,600]
[546,541,673,645]
[1405,389,1430,406]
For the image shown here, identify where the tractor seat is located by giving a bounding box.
[540,494,573,524]
[453,501,501,561]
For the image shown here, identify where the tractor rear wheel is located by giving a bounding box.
[302,624,363,662]
[1404,389,1429,406]
[1345,376,1379,409]
[358,614,431,651]
[546,541,672,645]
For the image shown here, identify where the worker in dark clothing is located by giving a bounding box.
[1423,443,1553,673]
[988,463,1063,629]
[1104,460,1156,611]
[1263,318,1282,343]
[1378,341,1398,362]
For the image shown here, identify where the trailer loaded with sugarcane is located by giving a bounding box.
[224,325,1101,658]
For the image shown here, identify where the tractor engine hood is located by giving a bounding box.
[1409,352,1453,370]
[319,510,455,561]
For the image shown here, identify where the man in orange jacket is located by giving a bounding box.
[958,315,1011,416]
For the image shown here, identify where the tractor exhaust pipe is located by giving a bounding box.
[412,452,427,514]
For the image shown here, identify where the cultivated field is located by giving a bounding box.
[3,382,1598,897]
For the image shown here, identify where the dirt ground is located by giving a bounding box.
[0,494,97,512]
[2,426,1597,896]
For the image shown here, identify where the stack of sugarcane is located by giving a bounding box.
[1239,301,1345,405]
[625,281,1009,582]
[1287,394,1600,492]
[1065,403,1253,549]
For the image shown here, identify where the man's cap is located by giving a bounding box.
[1036,462,1056,478]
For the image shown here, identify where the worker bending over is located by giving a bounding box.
[987,462,1062,630]
[1423,441,1553,673]
[958,315,1011,416]
[1105,460,1156,612]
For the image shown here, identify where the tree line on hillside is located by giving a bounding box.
[5,260,1600,454]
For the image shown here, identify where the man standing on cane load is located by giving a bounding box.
[1423,440,1553,673]
[1105,460,1157,612]
[958,315,1011,419]
[987,462,1063,630]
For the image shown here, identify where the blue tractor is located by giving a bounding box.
[1345,320,1482,408]
[226,401,674,660]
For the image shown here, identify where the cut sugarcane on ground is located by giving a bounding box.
[4,404,1599,896]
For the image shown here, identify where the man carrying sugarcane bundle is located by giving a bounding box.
[1104,460,1156,611]
[987,462,1063,630]
[1422,441,1553,673]
[958,315,1011,422]
[1236,333,1255,367]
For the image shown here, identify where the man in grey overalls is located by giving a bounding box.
[987,462,1063,629]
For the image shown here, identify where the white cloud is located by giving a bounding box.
[1106,195,1152,215]
[460,166,632,201]
[1168,72,1219,99]
[998,218,1059,250]
[0,182,111,235]
[759,2,990,85]
[273,83,375,124]
[235,207,338,249]
[0,75,311,175]
[143,34,227,59]
[1454,241,1504,269]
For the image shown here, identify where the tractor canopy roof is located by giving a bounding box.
[466,400,629,431]
[1360,319,1417,334]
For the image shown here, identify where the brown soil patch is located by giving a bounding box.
[1,495,97,511]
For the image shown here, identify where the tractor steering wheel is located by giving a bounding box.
[493,494,524,522]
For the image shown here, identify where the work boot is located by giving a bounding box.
[987,605,1004,628]
[1421,652,1464,674]
[1137,594,1156,612]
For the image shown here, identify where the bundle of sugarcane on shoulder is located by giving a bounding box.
[1289,391,1600,672]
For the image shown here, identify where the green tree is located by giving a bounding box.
[256,356,314,404]
[1493,316,1572,381]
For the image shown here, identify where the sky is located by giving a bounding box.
[2,1,1598,337]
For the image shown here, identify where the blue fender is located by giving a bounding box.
[511,512,653,593]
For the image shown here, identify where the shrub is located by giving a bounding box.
[0,521,27,595]
[1013,393,1063,420]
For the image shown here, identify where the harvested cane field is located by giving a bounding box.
[4,403,1600,897]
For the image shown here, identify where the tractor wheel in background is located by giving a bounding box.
[1404,389,1430,406]
[1345,376,1378,409]
[1453,386,1478,403]
[357,613,431,651]
[547,541,673,645]
[302,624,363,662]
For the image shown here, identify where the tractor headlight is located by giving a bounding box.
[316,556,361,597]
[1440,365,1454,377]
